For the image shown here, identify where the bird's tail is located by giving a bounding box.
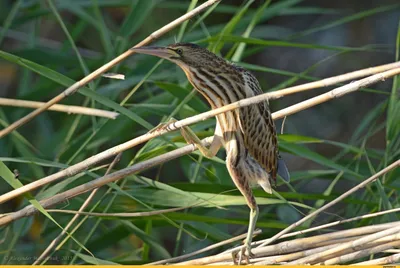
[241,155,273,194]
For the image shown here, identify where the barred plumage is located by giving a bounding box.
[132,43,289,263]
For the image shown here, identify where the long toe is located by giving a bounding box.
[231,250,239,265]
[237,246,251,265]
[246,245,255,259]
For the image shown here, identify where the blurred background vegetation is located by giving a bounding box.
[0,0,399,265]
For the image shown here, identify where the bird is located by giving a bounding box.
[131,43,289,264]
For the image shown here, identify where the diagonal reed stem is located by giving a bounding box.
[288,222,400,264]
[171,161,400,265]
[0,66,399,206]
[32,154,121,265]
[0,0,221,138]
[0,137,212,226]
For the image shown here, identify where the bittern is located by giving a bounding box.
[132,43,289,263]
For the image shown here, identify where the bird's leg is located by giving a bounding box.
[233,206,259,265]
[179,124,222,158]
[243,206,259,259]
[150,118,222,158]
[226,148,261,265]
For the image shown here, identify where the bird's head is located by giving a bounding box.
[131,43,221,70]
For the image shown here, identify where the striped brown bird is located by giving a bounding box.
[132,43,289,263]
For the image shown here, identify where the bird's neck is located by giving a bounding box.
[182,66,248,108]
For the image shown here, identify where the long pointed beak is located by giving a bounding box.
[131,46,173,59]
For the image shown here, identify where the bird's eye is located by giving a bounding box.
[176,48,183,55]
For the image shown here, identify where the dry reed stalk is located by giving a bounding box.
[173,236,361,265]
[0,137,397,260]
[261,207,400,241]
[225,160,399,253]
[0,137,213,226]
[383,249,400,253]
[0,64,397,265]
[321,236,400,265]
[209,207,400,259]
[0,121,396,266]
[252,242,346,265]
[255,236,362,262]
[157,208,400,265]
[271,67,400,119]
[32,154,121,265]
[289,223,400,264]
[0,98,119,119]
[225,218,398,257]
[201,234,399,266]
[0,0,221,138]
[0,67,398,206]
[172,66,400,130]
[0,162,396,263]
[36,193,399,265]
[147,230,262,265]
[258,60,400,99]
[352,252,400,265]
[254,234,400,265]
[182,158,398,265]
[1,126,398,229]
[177,222,400,265]
[295,233,400,265]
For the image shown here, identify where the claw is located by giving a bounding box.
[149,118,178,134]
[232,245,254,265]
[149,123,167,134]
[231,249,239,265]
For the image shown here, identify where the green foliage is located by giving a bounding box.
[0,0,398,265]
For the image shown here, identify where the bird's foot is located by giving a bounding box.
[232,244,254,265]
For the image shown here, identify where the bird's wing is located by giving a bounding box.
[239,99,278,181]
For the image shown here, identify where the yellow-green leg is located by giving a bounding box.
[244,207,259,261]
[179,123,222,158]
[150,118,223,159]
[232,206,259,265]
